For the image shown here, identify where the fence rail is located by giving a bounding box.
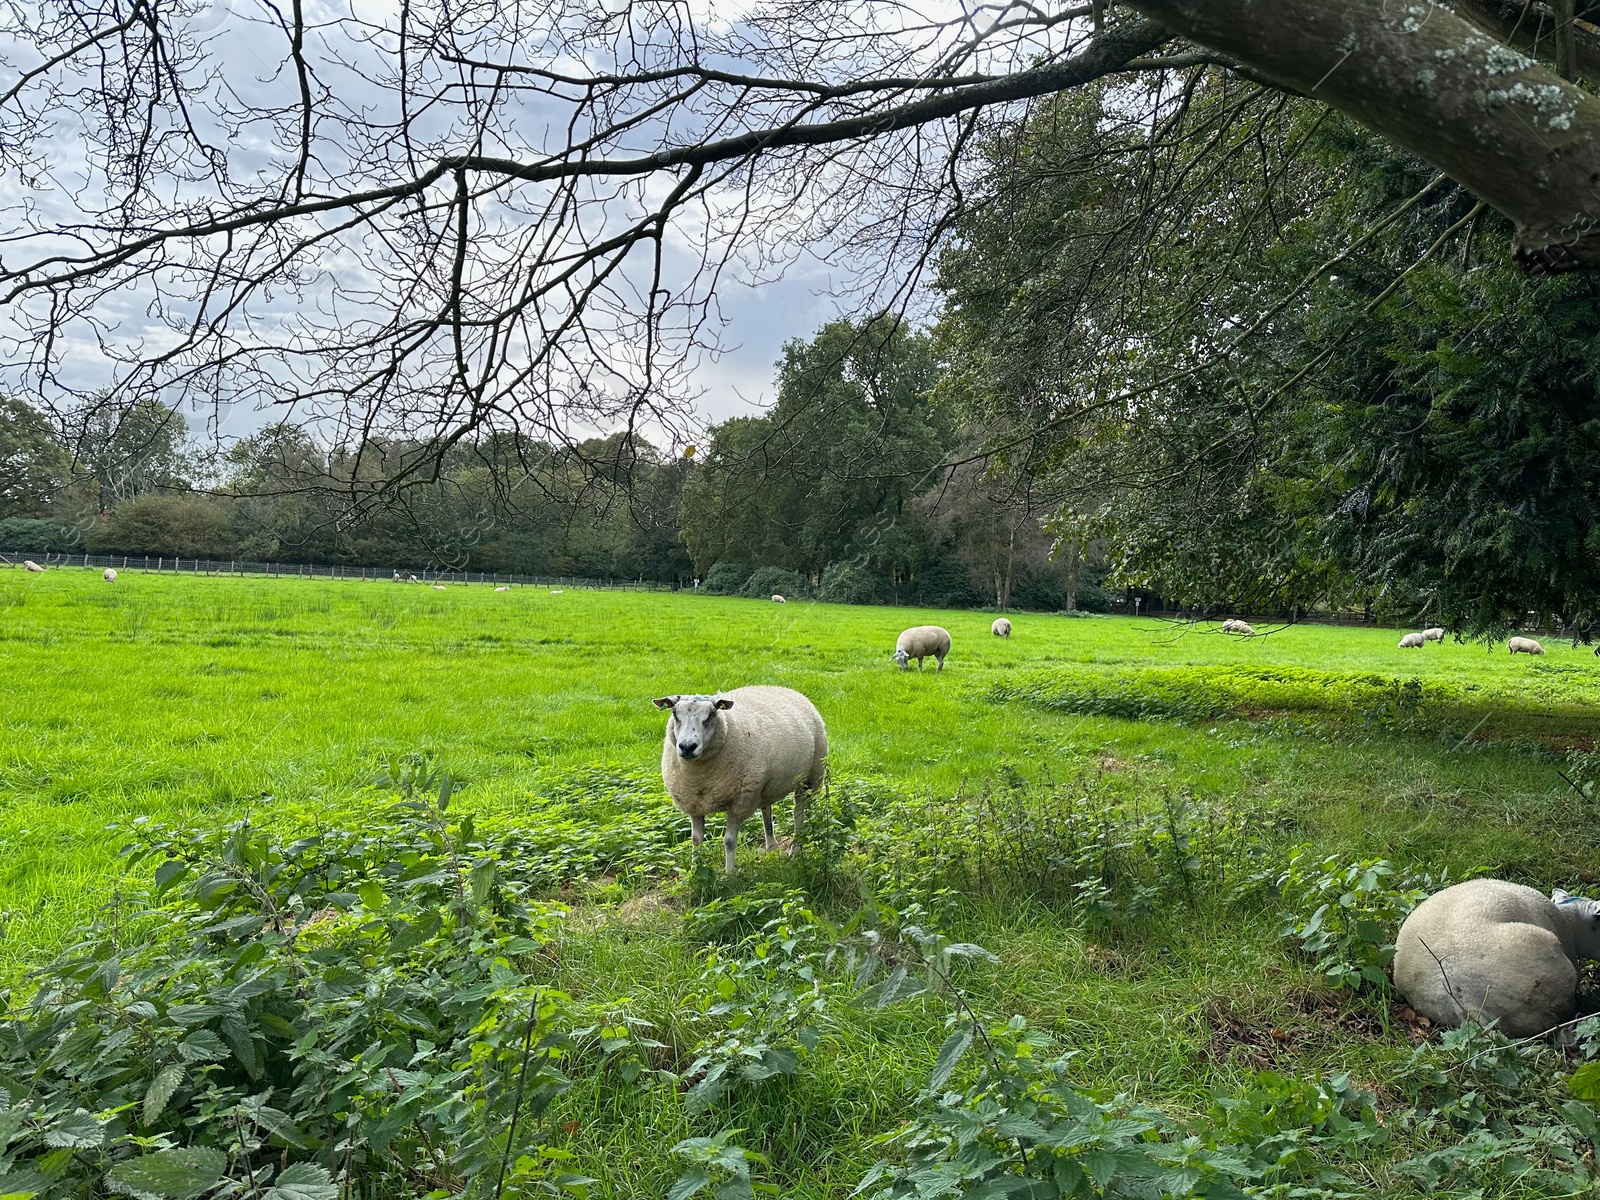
[0,550,677,592]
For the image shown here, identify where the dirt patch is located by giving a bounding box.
[1204,987,1391,1066]
[614,892,676,928]
[1390,1001,1435,1044]
[1204,997,1288,1068]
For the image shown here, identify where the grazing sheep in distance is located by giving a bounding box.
[22,560,43,573]
[771,594,785,603]
[992,617,1012,638]
[1394,879,1600,1038]
[653,685,827,873]
[103,568,117,583]
[1220,618,1255,636]
[893,625,952,671]
[1398,632,1426,649]
[1422,627,1445,642]
[1508,636,1545,655]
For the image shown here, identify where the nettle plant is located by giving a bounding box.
[0,777,614,1200]
[1274,851,1446,990]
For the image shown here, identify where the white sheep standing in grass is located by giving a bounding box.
[1422,627,1445,642]
[1508,636,1545,655]
[1394,879,1600,1038]
[102,568,117,583]
[1220,618,1255,636]
[653,685,827,873]
[992,617,1012,638]
[22,560,43,573]
[771,594,785,603]
[1398,632,1426,649]
[893,625,951,671]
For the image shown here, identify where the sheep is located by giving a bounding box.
[494,586,509,592]
[432,584,447,591]
[22,560,43,573]
[1398,632,1426,649]
[652,685,827,873]
[393,571,402,582]
[992,617,1012,638]
[771,594,786,603]
[1508,636,1545,655]
[1220,618,1256,636]
[102,568,117,583]
[1422,627,1445,642]
[1394,879,1600,1038]
[892,625,951,671]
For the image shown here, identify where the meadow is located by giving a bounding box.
[4,568,1600,1198]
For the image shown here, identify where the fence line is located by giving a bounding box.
[0,550,677,593]
[1108,601,1400,628]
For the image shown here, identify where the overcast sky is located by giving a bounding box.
[0,0,973,448]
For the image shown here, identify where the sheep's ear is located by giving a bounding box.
[1553,887,1573,904]
[714,698,734,710]
[652,696,678,710]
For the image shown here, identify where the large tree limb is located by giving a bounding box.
[1127,0,1600,271]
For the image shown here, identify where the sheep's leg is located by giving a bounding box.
[724,813,743,873]
[761,804,777,851]
[690,814,706,847]
[936,653,945,671]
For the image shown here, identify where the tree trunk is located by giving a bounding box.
[1128,0,1600,270]
[1064,541,1080,611]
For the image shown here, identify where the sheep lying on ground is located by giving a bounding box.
[653,685,827,872]
[892,625,951,671]
[1220,619,1255,636]
[1398,632,1426,649]
[772,594,785,603]
[992,617,1012,637]
[22,560,43,573]
[1394,879,1600,1038]
[103,568,117,583]
[494,586,509,592]
[1508,636,1545,655]
[1422,627,1445,642]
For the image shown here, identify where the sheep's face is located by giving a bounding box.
[891,649,911,669]
[1553,888,1600,959]
[652,694,733,761]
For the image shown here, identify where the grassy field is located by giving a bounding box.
[4,568,1600,1197]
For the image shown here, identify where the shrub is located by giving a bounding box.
[1074,581,1113,612]
[737,565,807,600]
[85,493,235,558]
[0,516,81,551]
[1011,576,1064,611]
[908,560,987,608]
[817,561,890,605]
[699,561,747,594]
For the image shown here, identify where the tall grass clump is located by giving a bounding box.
[849,767,1274,931]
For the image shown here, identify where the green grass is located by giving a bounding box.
[4,568,1600,1196]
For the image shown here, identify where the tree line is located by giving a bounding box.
[0,336,1111,610]
[11,66,1600,628]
